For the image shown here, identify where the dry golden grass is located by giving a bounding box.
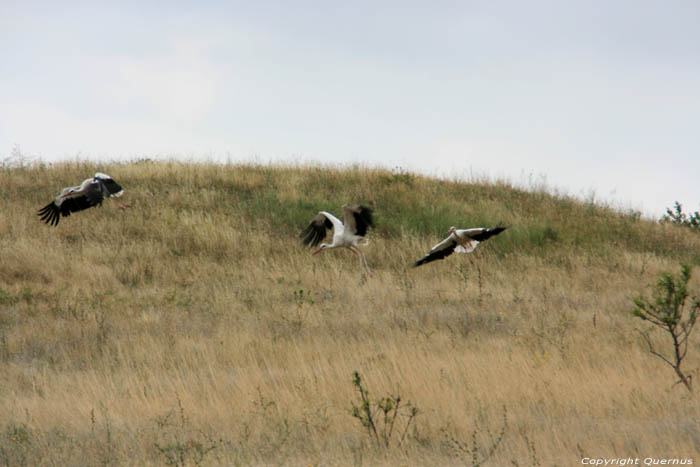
[1,160,699,465]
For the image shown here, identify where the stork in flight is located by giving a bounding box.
[412,226,506,267]
[38,172,124,226]
[300,204,374,276]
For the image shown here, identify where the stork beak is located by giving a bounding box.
[312,247,323,256]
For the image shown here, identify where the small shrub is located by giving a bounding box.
[442,405,508,467]
[350,371,418,448]
[661,202,700,230]
[154,395,224,466]
[632,264,699,391]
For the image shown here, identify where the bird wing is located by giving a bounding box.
[300,212,335,247]
[84,181,106,206]
[37,193,97,226]
[342,204,374,237]
[37,175,122,227]
[412,235,458,267]
[60,191,102,216]
[37,202,61,226]
[464,226,506,242]
[94,173,124,197]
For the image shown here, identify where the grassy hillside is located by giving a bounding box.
[1,161,699,465]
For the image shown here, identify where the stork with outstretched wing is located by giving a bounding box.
[38,173,124,226]
[300,204,374,275]
[413,226,506,267]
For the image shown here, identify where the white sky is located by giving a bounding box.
[2,1,699,217]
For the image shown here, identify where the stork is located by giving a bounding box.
[37,172,124,226]
[413,226,506,267]
[300,204,374,276]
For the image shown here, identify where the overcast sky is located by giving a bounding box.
[2,1,698,217]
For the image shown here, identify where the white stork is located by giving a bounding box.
[300,204,374,275]
[413,226,506,267]
[38,172,124,226]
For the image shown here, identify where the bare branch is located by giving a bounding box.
[638,330,675,368]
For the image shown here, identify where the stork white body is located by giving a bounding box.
[300,204,374,276]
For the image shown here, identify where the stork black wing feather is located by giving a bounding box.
[300,225,323,247]
[353,206,374,237]
[83,183,105,207]
[99,178,123,196]
[412,241,458,267]
[300,224,319,246]
[469,227,506,242]
[300,216,332,247]
[38,203,61,226]
[60,195,99,216]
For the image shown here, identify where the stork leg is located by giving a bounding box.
[355,249,364,274]
[349,247,363,274]
[359,250,372,277]
[351,247,372,277]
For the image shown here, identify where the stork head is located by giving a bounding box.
[447,226,457,234]
[312,243,328,255]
